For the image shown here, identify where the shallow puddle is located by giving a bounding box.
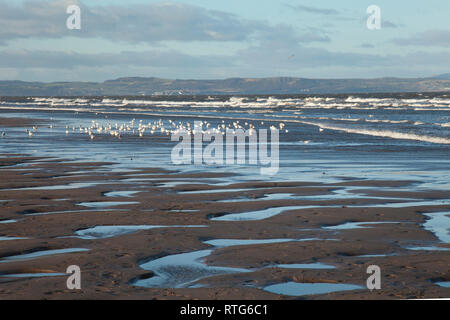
[0,236,28,241]
[158,181,211,188]
[263,282,363,296]
[323,221,399,230]
[436,281,450,288]
[423,211,450,243]
[275,263,335,269]
[0,248,89,263]
[135,237,334,289]
[74,225,207,239]
[353,200,450,208]
[356,253,397,258]
[203,238,326,247]
[180,187,263,194]
[0,219,17,224]
[217,193,327,203]
[216,186,418,204]
[78,201,139,208]
[134,249,251,288]
[0,273,66,278]
[405,246,450,251]
[9,182,104,191]
[26,208,127,216]
[104,191,140,198]
[211,205,337,221]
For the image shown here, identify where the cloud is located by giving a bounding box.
[359,43,375,49]
[0,48,229,69]
[1,1,449,81]
[1,45,450,82]
[233,36,450,75]
[382,20,398,28]
[257,24,331,45]
[286,4,339,15]
[0,0,264,43]
[393,30,450,47]
[0,0,336,48]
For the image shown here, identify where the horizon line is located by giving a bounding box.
[2,73,450,83]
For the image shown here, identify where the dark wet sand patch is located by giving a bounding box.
[0,153,449,299]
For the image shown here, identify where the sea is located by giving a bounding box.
[0,93,449,190]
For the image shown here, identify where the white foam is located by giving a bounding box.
[299,121,450,145]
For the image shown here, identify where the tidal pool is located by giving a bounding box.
[264,282,364,296]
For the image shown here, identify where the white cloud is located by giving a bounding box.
[286,4,339,15]
[393,30,450,47]
[0,0,262,43]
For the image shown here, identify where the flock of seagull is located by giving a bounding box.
[4,119,288,141]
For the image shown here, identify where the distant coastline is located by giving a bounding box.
[1,74,450,96]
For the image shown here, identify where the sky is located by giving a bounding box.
[1,0,449,82]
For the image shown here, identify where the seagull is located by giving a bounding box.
[1,132,5,137]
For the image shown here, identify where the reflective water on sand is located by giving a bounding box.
[134,249,251,288]
[436,281,450,288]
[74,225,207,239]
[7,182,105,191]
[78,201,139,208]
[405,246,450,251]
[423,211,450,243]
[0,273,66,278]
[0,236,28,241]
[323,221,399,230]
[0,219,17,224]
[26,208,127,216]
[135,237,335,288]
[211,205,338,221]
[263,282,363,296]
[204,238,327,247]
[104,190,140,198]
[0,248,89,263]
[275,263,335,269]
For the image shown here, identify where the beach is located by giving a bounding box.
[0,94,449,299]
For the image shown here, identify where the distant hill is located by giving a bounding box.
[433,73,450,80]
[1,76,450,96]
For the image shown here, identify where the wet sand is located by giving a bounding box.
[0,118,449,300]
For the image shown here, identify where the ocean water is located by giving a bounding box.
[0,93,449,188]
